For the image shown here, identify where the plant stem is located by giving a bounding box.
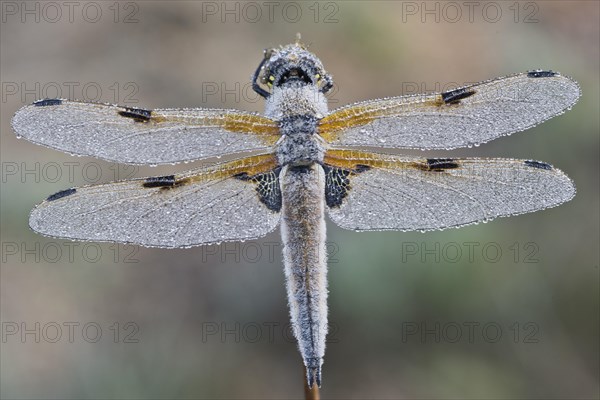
[304,365,320,400]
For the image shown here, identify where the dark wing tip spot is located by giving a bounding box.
[34,99,63,107]
[142,175,176,188]
[425,158,460,171]
[118,107,152,122]
[524,160,553,170]
[527,70,557,78]
[46,188,76,201]
[441,88,476,104]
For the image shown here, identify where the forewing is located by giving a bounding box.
[324,150,575,231]
[12,99,280,164]
[29,155,282,248]
[320,71,580,150]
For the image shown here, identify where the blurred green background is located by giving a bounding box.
[1,1,598,399]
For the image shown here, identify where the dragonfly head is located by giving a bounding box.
[258,42,332,92]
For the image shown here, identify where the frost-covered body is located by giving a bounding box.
[280,163,328,387]
[261,44,332,387]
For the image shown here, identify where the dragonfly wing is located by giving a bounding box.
[12,99,280,164]
[323,150,575,231]
[29,155,282,248]
[319,71,580,150]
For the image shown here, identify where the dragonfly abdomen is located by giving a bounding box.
[280,163,328,388]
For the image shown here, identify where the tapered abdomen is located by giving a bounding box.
[280,164,328,388]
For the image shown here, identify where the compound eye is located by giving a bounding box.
[259,70,271,84]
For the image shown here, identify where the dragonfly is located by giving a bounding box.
[12,39,580,388]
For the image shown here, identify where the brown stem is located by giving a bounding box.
[303,365,320,400]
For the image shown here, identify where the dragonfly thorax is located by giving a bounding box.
[276,114,325,166]
[266,81,328,167]
[264,84,328,120]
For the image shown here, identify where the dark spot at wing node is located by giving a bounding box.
[323,164,370,208]
[441,88,476,104]
[34,99,62,107]
[143,175,177,188]
[235,168,282,212]
[46,188,76,201]
[527,70,557,78]
[420,158,460,171]
[524,160,552,170]
[233,172,251,181]
[118,107,153,122]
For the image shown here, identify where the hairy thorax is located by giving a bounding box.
[267,83,328,167]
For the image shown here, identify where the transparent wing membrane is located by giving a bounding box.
[29,155,281,248]
[324,150,575,232]
[320,71,580,150]
[12,100,280,165]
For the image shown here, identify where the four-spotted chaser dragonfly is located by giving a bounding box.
[12,40,580,388]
